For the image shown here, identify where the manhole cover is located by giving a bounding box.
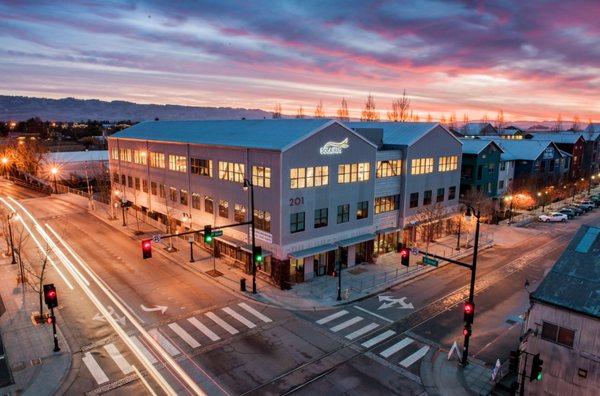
[506,319,517,325]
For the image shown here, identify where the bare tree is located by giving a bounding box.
[463,113,469,125]
[412,112,420,122]
[20,234,50,321]
[495,110,506,130]
[440,114,446,126]
[482,113,489,123]
[413,203,447,251]
[360,94,380,121]
[554,114,563,131]
[295,106,305,119]
[387,90,410,122]
[272,103,282,119]
[461,189,496,221]
[448,112,457,130]
[11,139,48,176]
[426,113,433,122]
[314,100,325,118]
[572,116,581,131]
[336,98,350,122]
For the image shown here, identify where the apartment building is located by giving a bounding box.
[108,119,461,288]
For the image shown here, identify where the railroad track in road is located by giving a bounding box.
[240,232,572,396]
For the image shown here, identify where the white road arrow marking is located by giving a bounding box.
[377,295,414,310]
[141,304,168,314]
[92,306,126,326]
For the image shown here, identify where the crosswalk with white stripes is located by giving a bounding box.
[315,309,431,372]
[81,302,274,386]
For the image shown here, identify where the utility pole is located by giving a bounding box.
[243,179,257,294]
[336,259,342,301]
[189,237,195,263]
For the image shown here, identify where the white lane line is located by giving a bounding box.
[399,346,430,368]
[129,336,158,364]
[238,302,272,323]
[187,317,221,342]
[361,330,396,348]
[380,337,414,358]
[168,323,201,349]
[131,365,158,396]
[148,329,180,356]
[354,306,394,323]
[82,352,109,385]
[103,343,133,375]
[205,312,239,335]
[345,323,379,340]
[330,316,363,332]
[316,310,349,325]
[222,307,256,329]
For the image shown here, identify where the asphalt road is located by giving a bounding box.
[3,183,599,395]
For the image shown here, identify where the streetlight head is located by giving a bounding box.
[243,179,250,191]
[50,167,58,175]
[1,157,7,164]
[537,192,541,197]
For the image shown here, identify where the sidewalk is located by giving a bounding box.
[55,193,533,311]
[0,257,71,395]
[421,348,495,395]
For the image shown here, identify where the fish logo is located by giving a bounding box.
[319,138,349,155]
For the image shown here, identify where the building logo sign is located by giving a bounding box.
[319,138,349,155]
[543,147,554,159]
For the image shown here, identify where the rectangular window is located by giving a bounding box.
[338,162,371,183]
[314,208,328,228]
[376,160,401,178]
[375,195,400,214]
[149,152,165,168]
[119,148,132,162]
[423,190,432,205]
[409,192,419,208]
[159,184,166,198]
[290,212,305,233]
[168,155,187,172]
[127,176,133,188]
[541,321,575,348]
[500,161,506,171]
[218,199,229,218]
[133,150,147,165]
[180,190,188,206]
[477,165,483,180]
[438,156,458,172]
[290,166,328,188]
[252,166,271,188]
[337,204,350,224]
[113,172,119,184]
[192,193,201,210]
[254,209,271,233]
[234,204,246,222]
[218,161,245,183]
[448,186,456,200]
[488,163,495,173]
[169,187,177,202]
[151,181,157,195]
[142,179,148,193]
[121,174,126,186]
[190,158,212,177]
[204,196,213,214]
[411,158,434,175]
[436,188,444,203]
[134,177,140,191]
[499,180,505,190]
[357,201,369,219]
[111,148,119,160]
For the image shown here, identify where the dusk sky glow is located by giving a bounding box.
[1,0,599,121]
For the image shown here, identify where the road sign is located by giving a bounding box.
[423,256,439,267]
[152,234,161,243]
[212,230,223,237]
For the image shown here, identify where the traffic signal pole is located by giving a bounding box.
[248,181,257,294]
[461,208,480,366]
[50,306,60,352]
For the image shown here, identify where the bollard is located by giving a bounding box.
[240,278,246,292]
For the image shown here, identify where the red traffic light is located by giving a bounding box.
[47,290,56,299]
[142,239,152,259]
[47,316,54,324]
[400,247,410,267]
[43,284,58,309]
[400,249,408,257]
[464,302,474,314]
[463,326,470,337]
[464,302,475,324]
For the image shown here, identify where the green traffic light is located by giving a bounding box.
[256,255,263,262]
[205,235,213,243]
[537,373,542,381]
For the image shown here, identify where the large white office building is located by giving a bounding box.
[108,119,461,289]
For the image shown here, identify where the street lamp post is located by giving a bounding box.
[1,157,8,178]
[461,205,481,366]
[589,175,595,194]
[336,258,342,301]
[189,237,195,263]
[456,210,462,251]
[504,195,514,224]
[50,167,58,193]
[243,179,257,294]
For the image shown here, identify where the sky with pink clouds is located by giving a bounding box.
[1,0,599,121]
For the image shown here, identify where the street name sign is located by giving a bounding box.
[423,257,439,267]
[212,230,223,237]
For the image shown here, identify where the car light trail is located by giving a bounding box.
[0,197,74,290]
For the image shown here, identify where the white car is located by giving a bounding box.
[539,212,568,222]
[577,201,595,210]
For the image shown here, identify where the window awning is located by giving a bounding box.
[376,227,398,235]
[215,234,242,248]
[336,233,376,247]
[289,243,338,259]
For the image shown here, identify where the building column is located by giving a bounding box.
[304,256,314,280]
[347,245,356,267]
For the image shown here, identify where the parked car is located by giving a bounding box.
[588,196,600,206]
[566,205,584,215]
[577,201,595,210]
[539,212,568,222]
[558,208,575,219]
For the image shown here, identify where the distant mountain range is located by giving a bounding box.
[0,96,272,122]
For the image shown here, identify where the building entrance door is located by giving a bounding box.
[314,253,327,276]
